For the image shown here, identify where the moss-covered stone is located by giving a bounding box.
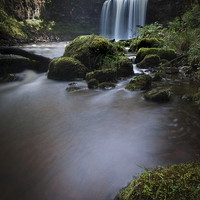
[135,48,177,63]
[144,88,172,101]
[86,69,117,83]
[117,56,133,77]
[63,35,119,71]
[193,90,200,105]
[66,86,82,92]
[151,71,166,81]
[182,93,194,101]
[1,73,26,82]
[0,58,38,76]
[136,54,160,69]
[47,57,89,81]
[125,74,152,91]
[130,38,162,52]
[99,82,116,89]
[87,78,98,89]
[114,158,200,200]
[165,67,179,74]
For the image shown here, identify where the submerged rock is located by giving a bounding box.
[99,82,116,89]
[1,73,26,82]
[151,71,166,81]
[136,54,160,69]
[135,48,177,63]
[125,74,152,91]
[144,87,172,101]
[47,57,89,81]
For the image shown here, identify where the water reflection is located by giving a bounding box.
[0,64,200,199]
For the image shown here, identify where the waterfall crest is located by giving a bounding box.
[100,0,148,41]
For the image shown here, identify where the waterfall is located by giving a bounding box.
[100,0,148,41]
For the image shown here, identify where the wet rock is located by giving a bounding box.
[47,57,89,81]
[125,74,152,91]
[165,67,179,74]
[144,87,172,101]
[0,58,38,76]
[182,93,194,101]
[87,78,98,89]
[86,69,117,84]
[1,73,26,82]
[99,82,116,89]
[66,86,82,92]
[152,71,166,81]
[130,37,162,52]
[117,56,133,77]
[135,48,177,64]
[136,54,160,69]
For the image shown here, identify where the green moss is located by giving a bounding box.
[114,158,200,200]
[130,38,162,52]
[87,78,98,89]
[117,56,133,77]
[86,69,117,83]
[63,35,119,71]
[193,89,200,105]
[47,57,89,81]
[144,88,172,101]
[125,74,152,91]
[152,71,166,81]
[66,86,82,92]
[136,54,160,69]
[135,48,177,63]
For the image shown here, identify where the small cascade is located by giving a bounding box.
[100,0,148,41]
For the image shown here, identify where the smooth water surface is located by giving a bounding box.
[0,43,200,200]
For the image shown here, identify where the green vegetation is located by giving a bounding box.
[114,158,200,200]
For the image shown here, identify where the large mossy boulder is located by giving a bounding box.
[47,57,89,81]
[135,48,177,63]
[125,74,152,91]
[136,54,160,69]
[86,69,117,84]
[0,58,38,76]
[144,88,172,101]
[117,56,133,77]
[63,35,118,71]
[130,38,162,52]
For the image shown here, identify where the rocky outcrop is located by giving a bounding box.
[146,0,194,24]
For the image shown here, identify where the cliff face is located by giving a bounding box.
[0,0,105,25]
[146,0,194,24]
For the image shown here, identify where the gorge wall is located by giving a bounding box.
[0,0,195,28]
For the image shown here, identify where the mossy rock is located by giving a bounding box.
[86,69,117,83]
[1,73,26,82]
[99,82,116,89]
[130,38,162,52]
[125,74,152,91]
[193,90,200,105]
[135,48,177,64]
[87,78,98,89]
[0,58,38,76]
[144,88,172,101]
[63,35,118,71]
[47,57,89,81]
[151,71,166,81]
[117,56,133,77]
[165,67,179,74]
[136,54,160,69]
[114,158,200,200]
[66,86,82,92]
[182,93,194,101]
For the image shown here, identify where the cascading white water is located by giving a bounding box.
[100,0,148,41]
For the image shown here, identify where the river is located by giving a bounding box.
[0,42,200,200]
